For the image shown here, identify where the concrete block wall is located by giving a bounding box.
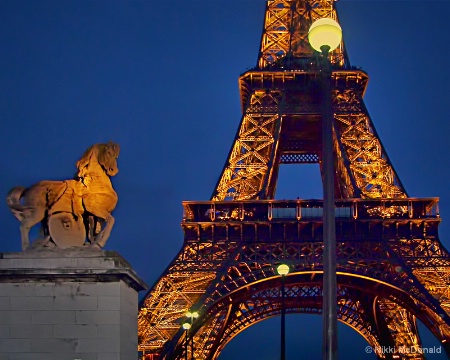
[0,250,147,360]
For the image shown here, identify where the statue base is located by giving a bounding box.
[0,248,147,360]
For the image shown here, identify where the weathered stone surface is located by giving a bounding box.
[32,311,76,324]
[0,250,147,359]
[98,296,120,311]
[0,325,9,338]
[75,310,120,324]
[0,311,32,325]
[9,324,53,339]
[10,296,55,311]
[0,297,9,310]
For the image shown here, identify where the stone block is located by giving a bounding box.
[53,324,97,338]
[30,338,77,353]
[0,298,10,310]
[74,282,120,297]
[0,338,30,352]
[50,353,97,360]
[31,283,57,297]
[0,311,32,325]
[10,296,54,311]
[0,284,33,297]
[0,325,9,338]
[8,353,52,360]
[76,310,120,325]
[98,353,120,360]
[50,283,81,298]
[76,338,120,353]
[10,324,53,339]
[54,296,97,311]
[32,310,75,324]
[98,296,120,310]
[97,324,120,339]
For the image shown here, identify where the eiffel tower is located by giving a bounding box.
[138,1,450,359]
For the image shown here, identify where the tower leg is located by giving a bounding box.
[377,299,424,360]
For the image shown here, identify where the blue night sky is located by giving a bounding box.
[1,1,449,359]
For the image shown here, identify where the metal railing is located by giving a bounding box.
[182,198,440,223]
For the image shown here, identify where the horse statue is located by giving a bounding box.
[6,142,120,250]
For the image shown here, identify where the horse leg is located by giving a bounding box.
[93,214,115,248]
[19,208,45,251]
[83,192,118,248]
[87,216,96,243]
[20,223,31,251]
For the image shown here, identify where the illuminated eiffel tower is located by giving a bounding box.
[138,1,450,359]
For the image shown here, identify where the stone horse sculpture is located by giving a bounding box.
[6,142,120,250]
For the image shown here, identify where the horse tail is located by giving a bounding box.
[6,186,28,220]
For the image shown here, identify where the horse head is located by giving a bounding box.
[97,141,120,176]
[77,141,120,178]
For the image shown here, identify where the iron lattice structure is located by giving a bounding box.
[138,1,450,359]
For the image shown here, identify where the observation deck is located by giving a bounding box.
[182,198,440,245]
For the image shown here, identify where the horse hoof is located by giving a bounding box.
[90,242,103,249]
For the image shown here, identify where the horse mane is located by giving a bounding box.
[97,142,120,166]
[76,142,120,178]
[76,145,96,178]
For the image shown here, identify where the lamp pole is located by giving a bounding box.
[277,264,290,360]
[182,322,191,360]
[185,311,199,359]
[308,18,342,360]
[321,43,338,360]
[281,275,286,360]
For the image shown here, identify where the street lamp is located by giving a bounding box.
[308,17,342,360]
[308,18,342,56]
[277,264,290,360]
[186,311,199,321]
[182,322,191,360]
[185,311,199,359]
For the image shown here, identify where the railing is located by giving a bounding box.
[182,198,440,223]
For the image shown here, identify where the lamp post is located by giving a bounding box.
[308,18,342,360]
[182,322,191,360]
[277,264,290,360]
[185,311,199,359]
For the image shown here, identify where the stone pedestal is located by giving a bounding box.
[0,249,147,360]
